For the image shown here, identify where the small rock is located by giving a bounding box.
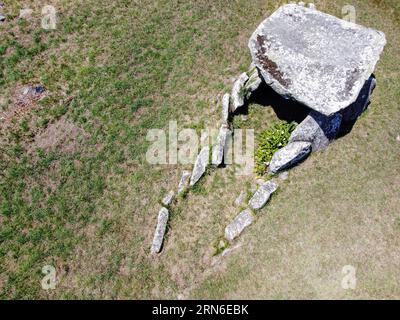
[190,146,210,186]
[177,170,191,194]
[0,14,5,22]
[212,125,231,166]
[248,180,278,210]
[225,209,254,241]
[289,111,342,151]
[161,191,175,206]
[278,171,289,180]
[150,207,169,254]
[19,8,33,19]
[231,72,249,113]
[234,191,247,206]
[269,141,312,173]
[396,135,400,142]
[221,93,230,123]
[308,3,316,10]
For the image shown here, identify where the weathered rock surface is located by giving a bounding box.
[225,209,254,241]
[0,13,5,22]
[190,146,209,186]
[221,93,230,123]
[249,4,386,116]
[212,125,231,166]
[151,207,169,254]
[269,141,312,173]
[231,72,249,112]
[340,75,376,122]
[162,191,175,206]
[178,170,191,194]
[289,111,342,151]
[248,180,278,210]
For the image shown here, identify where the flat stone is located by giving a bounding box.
[340,75,376,122]
[269,141,312,173]
[161,190,175,206]
[177,170,191,194]
[212,125,231,166]
[231,72,249,112]
[248,180,278,210]
[289,111,342,151]
[150,207,169,254]
[221,93,230,123]
[190,146,209,186]
[234,190,247,206]
[249,4,386,116]
[225,209,254,241]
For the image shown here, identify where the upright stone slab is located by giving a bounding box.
[212,125,231,166]
[249,4,386,116]
[190,146,209,186]
[225,209,254,241]
[269,141,312,173]
[231,73,249,113]
[248,180,278,210]
[289,111,342,151]
[178,170,191,194]
[151,207,169,254]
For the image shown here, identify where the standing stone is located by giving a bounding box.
[190,146,210,186]
[221,93,230,124]
[248,180,278,210]
[178,170,191,194]
[151,207,169,254]
[212,125,231,166]
[231,72,249,113]
[289,111,342,151]
[234,190,247,207]
[248,4,386,116]
[269,141,312,173]
[340,75,376,122]
[245,63,263,99]
[225,209,254,241]
[162,191,175,206]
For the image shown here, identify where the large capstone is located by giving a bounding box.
[289,111,342,151]
[269,141,312,173]
[248,4,386,116]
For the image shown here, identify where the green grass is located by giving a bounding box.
[0,0,399,299]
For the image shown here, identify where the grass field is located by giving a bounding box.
[0,0,399,299]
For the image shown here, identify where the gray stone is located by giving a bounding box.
[234,190,247,207]
[190,146,210,186]
[245,63,263,99]
[178,170,191,194]
[248,4,386,116]
[225,209,254,241]
[269,141,312,173]
[0,14,5,22]
[231,72,249,112]
[221,93,230,123]
[289,111,342,151]
[150,207,169,254]
[212,125,231,166]
[161,191,175,206]
[340,75,376,122]
[19,9,33,19]
[248,180,278,210]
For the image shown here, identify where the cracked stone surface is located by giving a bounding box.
[190,146,209,186]
[231,72,249,112]
[269,141,312,173]
[225,209,254,241]
[289,111,342,151]
[150,207,169,254]
[249,4,386,115]
[221,93,230,123]
[248,180,278,210]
